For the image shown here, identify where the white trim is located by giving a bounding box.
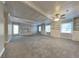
[0,48,5,57]
[6,39,10,43]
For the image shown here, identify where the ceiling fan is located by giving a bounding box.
[53,13,66,21]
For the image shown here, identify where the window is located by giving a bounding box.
[13,24,19,34]
[61,22,72,33]
[45,25,51,32]
[38,26,41,32]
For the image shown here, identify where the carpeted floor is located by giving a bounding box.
[2,35,79,58]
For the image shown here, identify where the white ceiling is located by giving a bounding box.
[6,1,46,22]
[30,1,79,19]
[6,1,79,24]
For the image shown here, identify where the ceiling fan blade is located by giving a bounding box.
[61,14,65,17]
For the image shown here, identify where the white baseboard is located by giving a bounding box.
[6,39,10,43]
[0,48,5,57]
[6,38,11,43]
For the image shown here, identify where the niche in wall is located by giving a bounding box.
[72,17,79,41]
[73,17,79,31]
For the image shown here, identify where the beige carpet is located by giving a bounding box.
[2,35,79,58]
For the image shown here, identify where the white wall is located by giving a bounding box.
[0,2,5,57]
[72,31,79,41]
[8,24,13,42]
[19,23,37,36]
[9,16,38,36]
[40,19,73,40]
[32,24,37,34]
[19,23,32,35]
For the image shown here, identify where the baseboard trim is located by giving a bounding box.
[0,48,5,57]
[6,39,10,43]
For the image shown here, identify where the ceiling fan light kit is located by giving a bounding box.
[54,18,60,21]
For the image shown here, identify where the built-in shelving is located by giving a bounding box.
[73,17,79,31]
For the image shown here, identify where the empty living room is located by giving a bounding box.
[0,0,79,58]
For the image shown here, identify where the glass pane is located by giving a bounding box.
[13,25,19,34]
[61,22,72,33]
[45,25,51,32]
[39,26,41,32]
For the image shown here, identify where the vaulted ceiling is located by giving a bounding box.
[5,1,79,24]
[6,1,46,23]
[30,1,79,20]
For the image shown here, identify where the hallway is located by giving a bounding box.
[2,35,79,58]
